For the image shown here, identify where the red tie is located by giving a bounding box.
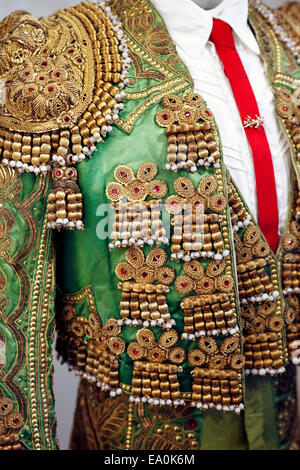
[210,18,279,253]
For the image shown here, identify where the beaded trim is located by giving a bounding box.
[250,0,300,65]
[156,92,220,173]
[0,1,129,230]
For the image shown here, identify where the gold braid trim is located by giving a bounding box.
[0,2,130,231]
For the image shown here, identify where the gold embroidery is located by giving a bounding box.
[280,182,300,364]
[188,335,243,412]
[0,395,24,451]
[174,260,236,339]
[165,176,227,261]
[127,328,184,364]
[110,0,193,134]
[227,173,286,375]
[57,304,125,395]
[47,166,83,230]
[106,163,169,248]
[115,247,175,329]
[156,92,220,172]
[0,2,129,230]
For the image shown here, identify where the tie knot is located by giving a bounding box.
[210,18,235,49]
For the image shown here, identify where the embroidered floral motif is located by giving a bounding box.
[0,395,24,451]
[115,247,175,329]
[156,92,220,172]
[0,3,130,232]
[165,175,228,261]
[128,327,185,406]
[106,163,169,248]
[227,174,285,376]
[57,304,124,396]
[188,335,244,413]
[174,260,237,339]
[127,328,185,365]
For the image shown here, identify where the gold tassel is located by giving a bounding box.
[47,166,83,230]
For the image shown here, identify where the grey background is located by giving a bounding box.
[0,0,298,450]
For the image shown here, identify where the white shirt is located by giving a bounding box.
[151,0,291,236]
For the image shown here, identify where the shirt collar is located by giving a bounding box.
[151,0,260,58]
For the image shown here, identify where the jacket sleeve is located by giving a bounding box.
[0,168,58,450]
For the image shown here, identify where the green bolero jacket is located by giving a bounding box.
[0,0,299,450]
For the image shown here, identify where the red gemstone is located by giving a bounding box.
[133,349,138,355]
[50,54,54,58]
[25,71,30,76]
[288,239,293,245]
[68,170,74,177]
[112,189,118,195]
[195,201,201,207]
[185,112,191,118]
[114,343,119,350]
[224,280,230,287]
[77,58,83,63]
[56,171,61,177]
[64,116,71,123]
[154,186,160,192]
[175,354,181,359]
[39,76,45,81]
[182,282,188,289]
[142,272,148,279]
[186,419,197,430]
[42,61,47,66]
[154,353,160,358]
[28,88,34,92]
[121,269,126,275]
[206,111,211,116]
[43,49,47,53]
[194,356,200,362]
[55,72,62,77]
[48,87,54,92]
[134,188,140,194]
[120,171,127,177]
[163,273,169,279]
[162,114,169,120]
[172,201,178,207]
[204,282,210,288]
[68,49,74,54]
[283,107,288,111]
[13,418,20,425]
[217,200,223,206]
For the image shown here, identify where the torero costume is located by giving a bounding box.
[0,0,299,451]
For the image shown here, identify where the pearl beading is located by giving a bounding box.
[191,401,244,414]
[171,249,230,262]
[2,0,130,176]
[251,0,300,65]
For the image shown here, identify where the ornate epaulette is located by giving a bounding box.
[0,1,129,230]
